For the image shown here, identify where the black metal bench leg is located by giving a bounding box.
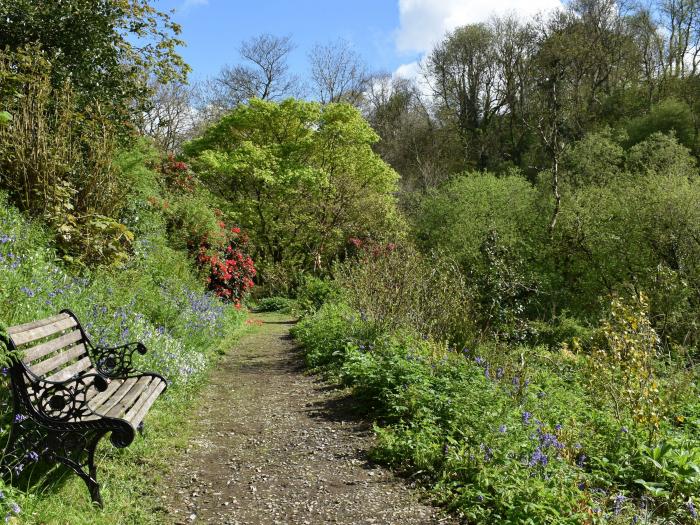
[85,432,105,508]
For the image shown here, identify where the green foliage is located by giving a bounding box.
[561,129,625,188]
[0,47,133,267]
[335,242,475,346]
[293,275,340,315]
[291,301,358,369]
[626,99,696,150]
[415,173,542,270]
[294,294,700,524]
[184,98,402,282]
[625,132,698,179]
[253,296,295,313]
[0,0,188,124]
[555,170,700,345]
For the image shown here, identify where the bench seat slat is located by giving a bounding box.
[8,313,72,336]
[127,380,166,427]
[90,377,138,415]
[22,330,83,364]
[86,378,123,408]
[44,356,93,383]
[105,376,154,419]
[29,343,88,377]
[10,317,78,346]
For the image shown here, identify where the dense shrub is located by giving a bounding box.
[0,47,133,267]
[293,275,340,315]
[197,224,256,307]
[335,242,475,346]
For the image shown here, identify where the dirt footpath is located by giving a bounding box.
[162,313,457,525]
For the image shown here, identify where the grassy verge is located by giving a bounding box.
[21,320,251,525]
[292,301,700,525]
[0,190,253,522]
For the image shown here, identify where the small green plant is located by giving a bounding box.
[588,294,662,435]
[254,296,295,313]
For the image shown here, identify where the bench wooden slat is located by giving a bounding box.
[105,376,153,419]
[86,378,123,409]
[44,356,93,383]
[22,330,83,364]
[91,377,138,415]
[127,379,166,427]
[28,343,88,377]
[10,317,78,346]
[7,313,72,336]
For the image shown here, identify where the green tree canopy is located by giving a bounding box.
[184,98,401,279]
[0,0,188,122]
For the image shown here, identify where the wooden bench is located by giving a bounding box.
[2,309,167,507]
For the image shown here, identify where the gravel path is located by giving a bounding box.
[163,313,457,525]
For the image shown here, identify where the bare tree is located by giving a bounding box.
[658,0,700,77]
[140,79,196,153]
[308,39,369,105]
[208,34,301,113]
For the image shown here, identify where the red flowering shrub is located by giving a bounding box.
[198,222,256,308]
[161,154,196,193]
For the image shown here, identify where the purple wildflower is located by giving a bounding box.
[19,287,35,298]
[614,494,626,515]
[522,411,532,425]
[688,499,698,519]
[498,424,507,433]
[529,447,548,467]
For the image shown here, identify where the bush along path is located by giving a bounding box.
[162,312,456,524]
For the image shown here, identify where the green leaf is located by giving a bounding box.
[0,110,12,124]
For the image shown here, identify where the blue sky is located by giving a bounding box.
[154,0,562,83]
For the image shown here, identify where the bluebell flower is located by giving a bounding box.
[522,411,532,425]
[19,287,35,298]
[614,494,626,515]
[498,424,507,433]
[529,446,548,467]
[688,499,697,518]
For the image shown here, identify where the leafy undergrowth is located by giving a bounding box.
[0,192,249,523]
[292,302,700,525]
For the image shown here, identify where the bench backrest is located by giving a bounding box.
[7,312,94,382]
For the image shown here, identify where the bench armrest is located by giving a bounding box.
[91,342,148,378]
[15,371,109,424]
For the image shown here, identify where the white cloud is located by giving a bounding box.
[394,61,421,80]
[395,0,562,54]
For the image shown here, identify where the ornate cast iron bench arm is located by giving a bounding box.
[90,341,148,378]
[14,370,109,425]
